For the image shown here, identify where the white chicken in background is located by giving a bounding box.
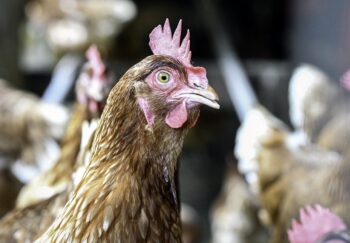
[289,64,350,154]
[235,104,350,242]
[235,64,350,242]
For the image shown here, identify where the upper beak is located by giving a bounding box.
[173,85,220,109]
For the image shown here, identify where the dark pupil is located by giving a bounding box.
[161,75,167,81]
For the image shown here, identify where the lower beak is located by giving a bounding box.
[174,85,220,109]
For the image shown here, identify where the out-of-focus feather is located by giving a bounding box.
[236,105,350,243]
[0,118,98,242]
[210,160,268,243]
[289,64,350,154]
[181,203,201,243]
[0,79,69,164]
[16,104,87,208]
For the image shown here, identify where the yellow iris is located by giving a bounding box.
[157,71,170,83]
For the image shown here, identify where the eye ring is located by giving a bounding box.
[156,71,171,84]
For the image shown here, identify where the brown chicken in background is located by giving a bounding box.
[288,64,350,154]
[0,78,69,216]
[234,63,350,242]
[16,44,114,208]
[33,19,219,242]
[210,155,268,243]
[235,104,350,243]
[0,79,68,165]
[0,45,113,242]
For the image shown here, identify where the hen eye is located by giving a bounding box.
[156,71,171,83]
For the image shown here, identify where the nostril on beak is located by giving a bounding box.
[191,79,207,89]
[193,82,201,88]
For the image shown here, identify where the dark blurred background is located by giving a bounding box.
[1,0,350,242]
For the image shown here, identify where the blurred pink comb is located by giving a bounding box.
[341,70,350,92]
[149,19,192,66]
[288,204,346,243]
[86,44,106,81]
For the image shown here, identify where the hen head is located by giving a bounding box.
[76,44,113,116]
[129,19,219,130]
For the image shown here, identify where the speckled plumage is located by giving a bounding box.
[36,55,204,243]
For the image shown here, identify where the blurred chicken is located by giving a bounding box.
[288,205,348,243]
[0,79,68,165]
[33,19,219,242]
[16,44,113,208]
[181,203,201,243]
[0,78,69,216]
[0,45,112,242]
[289,64,350,154]
[0,119,99,243]
[210,156,268,243]
[23,0,136,59]
[236,105,350,243]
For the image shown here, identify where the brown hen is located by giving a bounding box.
[236,105,350,243]
[0,79,68,165]
[15,45,113,208]
[35,19,219,243]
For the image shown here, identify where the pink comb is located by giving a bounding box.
[86,44,106,81]
[149,19,192,66]
[341,70,350,92]
[288,204,347,243]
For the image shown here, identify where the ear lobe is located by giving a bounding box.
[138,98,155,126]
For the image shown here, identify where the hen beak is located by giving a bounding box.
[174,85,220,109]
